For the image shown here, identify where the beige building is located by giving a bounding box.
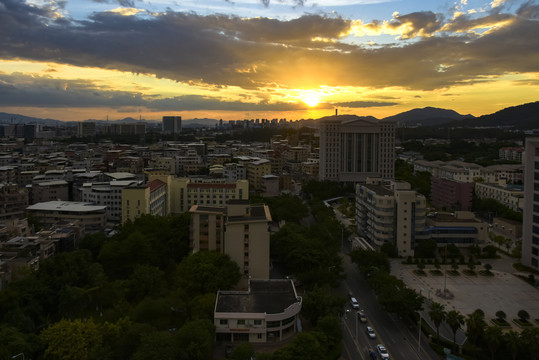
[214,279,302,343]
[31,180,69,204]
[149,175,249,213]
[474,181,524,212]
[356,178,426,256]
[190,200,272,279]
[416,211,488,247]
[26,201,107,234]
[247,159,272,191]
[121,179,168,223]
[319,114,395,183]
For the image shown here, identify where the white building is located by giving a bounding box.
[80,180,139,222]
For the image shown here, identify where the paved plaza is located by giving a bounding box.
[392,255,539,328]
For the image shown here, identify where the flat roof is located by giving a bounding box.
[27,201,107,212]
[215,279,297,314]
[361,184,394,197]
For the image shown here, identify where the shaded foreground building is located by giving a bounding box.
[214,279,302,343]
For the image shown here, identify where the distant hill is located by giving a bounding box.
[382,107,473,126]
[447,101,539,129]
[0,112,64,126]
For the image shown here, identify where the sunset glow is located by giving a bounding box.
[0,0,537,122]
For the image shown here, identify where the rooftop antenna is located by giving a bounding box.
[335,108,338,116]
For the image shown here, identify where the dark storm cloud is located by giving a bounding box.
[0,73,303,111]
[0,0,538,102]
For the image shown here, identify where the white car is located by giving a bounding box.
[350,297,360,309]
[358,310,367,323]
[377,344,390,359]
[366,326,376,339]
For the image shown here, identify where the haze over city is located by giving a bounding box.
[1,0,538,122]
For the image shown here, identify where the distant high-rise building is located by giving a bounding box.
[77,122,96,138]
[522,137,539,270]
[318,114,395,183]
[162,116,182,134]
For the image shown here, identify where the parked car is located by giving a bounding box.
[368,349,377,360]
[377,344,390,359]
[350,297,360,309]
[366,326,376,339]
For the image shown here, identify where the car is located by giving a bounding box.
[366,326,376,339]
[368,349,377,360]
[358,310,367,323]
[377,344,390,359]
[350,297,360,309]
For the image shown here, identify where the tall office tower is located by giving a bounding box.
[522,137,539,270]
[318,114,395,183]
[162,116,182,134]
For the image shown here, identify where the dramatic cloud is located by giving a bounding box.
[0,0,538,114]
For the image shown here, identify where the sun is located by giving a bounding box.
[299,91,322,107]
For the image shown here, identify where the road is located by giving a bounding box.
[335,209,439,360]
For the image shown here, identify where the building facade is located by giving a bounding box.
[355,178,426,256]
[319,114,395,183]
[430,177,473,211]
[162,116,182,134]
[121,179,168,223]
[26,201,107,234]
[522,137,539,270]
[214,279,302,343]
[190,200,272,279]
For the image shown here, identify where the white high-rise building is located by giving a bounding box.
[319,114,395,183]
[522,137,539,270]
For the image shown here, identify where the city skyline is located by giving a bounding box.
[1,0,538,122]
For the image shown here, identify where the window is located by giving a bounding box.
[220,319,228,325]
[237,319,245,325]
[254,319,262,325]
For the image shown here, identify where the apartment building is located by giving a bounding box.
[31,180,69,204]
[214,279,302,343]
[26,201,107,234]
[499,146,524,162]
[149,175,249,213]
[475,181,524,212]
[319,114,395,183]
[223,163,247,182]
[81,180,139,222]
[430,177,473,211]
[247,159,271,191]
[162,116,182,134]
[77,122,96,138]
[190,200,272,279]
[522,137,539,270]
[121,179,168,223]
[355,178,426,256]
[0,183,28,220]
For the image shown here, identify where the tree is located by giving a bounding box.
[504,330,521,360]
[484,326,503,360]
[350,249,390,275]
[517,309,530,323]
[445,310,464,349]
[40,318,102,360]
[465,309,487,346]
[495,310,507,323]
[301,285,346,325]
[521,327,539,360]
[428,302,446,340]
[175,251,241,296]
[484,263,492,273]
[414,239,437,258]
[131,330,180,360]
[229,342,254,360]
[176,319,215,360]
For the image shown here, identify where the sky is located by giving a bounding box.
[0,0,538,122]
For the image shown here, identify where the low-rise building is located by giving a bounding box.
[26,201,107,234]
[416,211,488,247]
[474,181,524,212]
[214,279,302,343]
[121,179,168,223]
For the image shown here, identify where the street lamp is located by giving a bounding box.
[416,312,422,358]
[12,353,25,360]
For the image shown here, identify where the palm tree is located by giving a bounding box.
[465,309,487,346]
[446,310,464,350]
[504,330,521,360]
[521,327,539,360]
[484,326,503,360]
[428,302,446,340]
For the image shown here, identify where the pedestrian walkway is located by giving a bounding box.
[392,255,539,330]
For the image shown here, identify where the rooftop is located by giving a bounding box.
[215,279,298,314]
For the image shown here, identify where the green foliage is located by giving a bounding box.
[472,197,523,222]
[517,309,530,322]
[428,302,446,339]
[263,194,309,223]
[40,318,102,360]
[229,342,254,360]
[394,159,431,195]
[465,309,487,346]
[367,272,423,318]
[445,310,465,347]
[350,248,390,274]
[301,285,346,325]
[131,330,179,360]
[415,238,437,258]
[174,251,241,296]
[176,319,215,360]
[380,242,398,258]
[301,180,353,201]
